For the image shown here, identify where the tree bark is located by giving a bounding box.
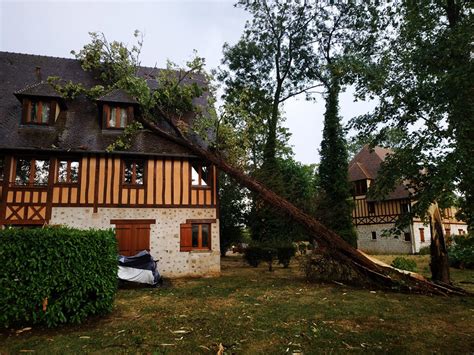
[429,206,451,284]
[136,114,468,296]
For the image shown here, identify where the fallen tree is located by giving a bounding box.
[66,31,468,296]
[137,112,469,296]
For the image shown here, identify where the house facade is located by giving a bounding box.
[349,146,468,254]
[0,52,220,277]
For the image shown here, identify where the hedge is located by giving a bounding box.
[0,226,118,328]
[448,233,474,269]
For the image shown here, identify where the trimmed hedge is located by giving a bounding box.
[243,242,297,270]
[391,257,417,272]
[0,226,118,328]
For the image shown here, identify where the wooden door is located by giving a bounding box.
[111,219,155,256]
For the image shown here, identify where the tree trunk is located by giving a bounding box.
[429,207,451,284]
[136,115,468,296]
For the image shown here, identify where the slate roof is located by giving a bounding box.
[0,51,209,157]
[97,89,138,104]
[348,145,410,201]
[14,81,63,99]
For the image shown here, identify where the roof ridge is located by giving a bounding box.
[0,50,78,62]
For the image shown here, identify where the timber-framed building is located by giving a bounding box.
[349,146,468,254]
[0,52,220,277]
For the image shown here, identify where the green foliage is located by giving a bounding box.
[0,227,117,328]
[249,158,318,243]
[350,2,474,228]
[243,245,262,268]
[418,246,431,255]
[448,233,474,269]
[391,257,417,272]
[219,173,247,256]
[276,244,297,268]
[316,81,357,247]
[243,242,297,271]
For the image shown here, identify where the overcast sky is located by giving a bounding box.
[0,0,374,165]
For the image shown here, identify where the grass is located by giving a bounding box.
[1,255,473,354]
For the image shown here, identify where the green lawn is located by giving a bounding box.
[1,255,473,354]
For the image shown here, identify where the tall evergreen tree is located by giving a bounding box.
[316,78,357,246]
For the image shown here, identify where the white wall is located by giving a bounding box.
[357,223,413,254]
[50,207,220,278]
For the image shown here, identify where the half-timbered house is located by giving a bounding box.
[0,51,220,277]
[349,145,468,254]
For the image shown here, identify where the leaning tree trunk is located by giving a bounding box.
[137,114,468,296]
[429,205,451,284]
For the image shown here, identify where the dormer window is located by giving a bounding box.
[103,104,133,129]
[22,99,52,125]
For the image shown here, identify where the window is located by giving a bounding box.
[401,203,410,214]
[57,159,79,184]
[368,202,376,214]
[404,232,411,241]
[191,162,212,187]
[458,229,465,235]
[445,229,451,237]
[103,104,132,129]
[180,221,213,251]
[15,158,50,186]
[353,180,368,195]
[123,160,145,185]
[23,99,51,125]
[371,231,377,240]
[419,228,425,243]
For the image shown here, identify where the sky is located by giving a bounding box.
[0,0,374,165]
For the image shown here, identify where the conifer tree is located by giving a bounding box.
[316,78,357,247]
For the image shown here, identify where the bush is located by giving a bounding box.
[448,234,474,269]
[243,245,262,267]
[391,257,417,272]
[277,244,297,268]
[418,246,431,255]
[0,226,118,328]
[243,243,297,271]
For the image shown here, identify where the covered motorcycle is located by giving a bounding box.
[118,250,162,286]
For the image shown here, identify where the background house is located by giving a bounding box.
[0,51,220,277]
[349,145,468,254]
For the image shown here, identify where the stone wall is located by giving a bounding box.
[356,223,413,254]
[50,207,220,278]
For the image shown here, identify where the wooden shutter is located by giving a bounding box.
[22,99,30,123]
[113,220,153,256]
[116,224,133,256]
[127,106,134,124]
[135,224,151,253]
[103,104,110,128]
[49,100,56,123]
[419,228,425,242]
[180,223,193,251]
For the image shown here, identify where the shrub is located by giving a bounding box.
[243,245,262,267]
[0,226,117,328]
[391,257,417,272]
[418,246,431,255]
[277,244,297,268]
[260,246,277,271]
[448,234,474,269]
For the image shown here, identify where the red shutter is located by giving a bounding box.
[135,224,151,253]
[116,224,133,256]
[103,104,110,128]
[127,106,134,124]
[22,99,30,123]
[49,100,56,124]
[419,228,425,242]
[180,223,193,251]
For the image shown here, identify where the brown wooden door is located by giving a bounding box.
[114,222,151,256]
